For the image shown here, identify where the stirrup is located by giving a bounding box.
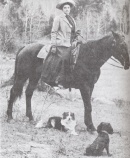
[58,84,64,89]
[54,84,64,90]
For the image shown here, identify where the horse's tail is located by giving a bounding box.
[0,74,14,88]
[14,46,25,82]
[13,46,26,98]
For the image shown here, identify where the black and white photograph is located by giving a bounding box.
[0,0,130,157]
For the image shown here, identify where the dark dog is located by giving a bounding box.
[85,122,113,156]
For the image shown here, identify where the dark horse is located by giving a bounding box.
[7,32,129,132]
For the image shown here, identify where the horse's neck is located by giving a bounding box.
[97,50,112,68]
[95,36,113,68]
[79,35,113,70]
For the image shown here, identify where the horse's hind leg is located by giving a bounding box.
[7,76,27,121]
[25,74,41,121]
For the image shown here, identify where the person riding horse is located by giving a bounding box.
[41,0,81,87]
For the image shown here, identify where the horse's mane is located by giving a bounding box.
[79,33,114,59]
[81,34,113,52]
[86,34,112,44]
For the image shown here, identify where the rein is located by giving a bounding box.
[79,34,87,42]
[110,57,120,64]
[107,57,124,69]
[106,62,124,69]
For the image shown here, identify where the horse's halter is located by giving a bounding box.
[107,39,124,69]
[111,34,129,70]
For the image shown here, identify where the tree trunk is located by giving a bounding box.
[25,9,28,44]
[29,16,33,43]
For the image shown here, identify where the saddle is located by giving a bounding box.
[37,44,51,59]
[41,43,81,87]
[70,42,81,69]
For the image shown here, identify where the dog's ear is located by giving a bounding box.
[108,123,112,126]
[71,113,75,120]
[107,123,113,130]
[107,123,113,134]
[97,122,103,133]
[62,112,67,119]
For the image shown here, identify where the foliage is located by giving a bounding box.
[73,0,129,39]
[0,0,129,53]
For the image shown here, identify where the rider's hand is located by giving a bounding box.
[51,46,56,54]
[77,39,82,44]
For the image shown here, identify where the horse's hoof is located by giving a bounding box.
[87,124,96,133]
[23,116,29,122]
[26,114,34,122]
[30,120,36,125]
[7,118,15,124]
[29,117,34,122]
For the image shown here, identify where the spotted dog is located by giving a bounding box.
[46,112,78,135]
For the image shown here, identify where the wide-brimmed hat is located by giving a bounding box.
[56,0,76,10]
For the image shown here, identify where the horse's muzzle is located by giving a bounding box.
[124,61,130,70]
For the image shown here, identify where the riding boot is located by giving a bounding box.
[55,60,65,87]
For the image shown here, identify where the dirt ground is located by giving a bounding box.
[0,53,130,158]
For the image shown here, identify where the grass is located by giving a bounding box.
[113,99,130,108]
[0,53,130,157]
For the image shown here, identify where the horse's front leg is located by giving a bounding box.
[80,83,96,132]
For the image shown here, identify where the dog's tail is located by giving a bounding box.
[35,119,52,129]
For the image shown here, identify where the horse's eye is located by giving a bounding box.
[120,43,124,47]
[112,40,116,46]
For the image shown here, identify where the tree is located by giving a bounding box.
[122,1,129,34]
[104,11,111,33]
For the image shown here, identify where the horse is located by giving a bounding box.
[7,31,130,132]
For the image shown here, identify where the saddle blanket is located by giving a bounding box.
[37,44,51,59]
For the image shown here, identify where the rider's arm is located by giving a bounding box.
[51,16,60,47]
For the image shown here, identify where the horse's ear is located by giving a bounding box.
[111,31,119,40]
[122,34,125,40]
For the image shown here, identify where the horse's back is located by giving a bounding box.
[18,43,44,58]
[16,43,44,76]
